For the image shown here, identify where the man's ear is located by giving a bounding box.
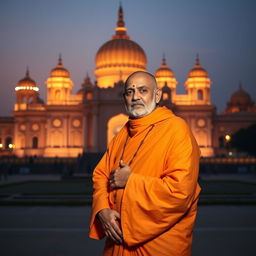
[155,89,162,104]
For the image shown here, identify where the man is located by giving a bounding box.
[89,71,201,256]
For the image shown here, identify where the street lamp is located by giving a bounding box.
[224,134,232,157]
[225,134,231,142]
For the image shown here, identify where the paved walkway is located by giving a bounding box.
[0,205,255,256]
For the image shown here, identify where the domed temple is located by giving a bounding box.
[95,5,147,88]
[0,5,255,157]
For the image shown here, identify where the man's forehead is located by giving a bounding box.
[126,84,149,89]
[125,74,153,89]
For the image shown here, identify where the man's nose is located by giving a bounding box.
[132,90,139,101]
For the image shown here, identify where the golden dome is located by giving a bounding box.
[18,68,36,87]
[155,55,174,78]
[188,55,208,78]
[96,39,146,69]
[15,68,39,92]
[50,55,70,78]
[94,5,147,87]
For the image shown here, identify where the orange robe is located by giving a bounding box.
[89,107,201,256]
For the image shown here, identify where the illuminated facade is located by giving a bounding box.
[0,5,255,157]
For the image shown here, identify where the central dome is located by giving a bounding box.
[96,39,146,70]
[94,5,147,88]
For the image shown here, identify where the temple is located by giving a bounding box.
[0,5,255,157]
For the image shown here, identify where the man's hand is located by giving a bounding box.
[97,208,123,244]
[109,160,131,189]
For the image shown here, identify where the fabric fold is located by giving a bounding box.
[89,106,201,256]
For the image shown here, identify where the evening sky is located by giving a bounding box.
[0,0,255,115]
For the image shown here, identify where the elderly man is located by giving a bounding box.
[89,71,201,256]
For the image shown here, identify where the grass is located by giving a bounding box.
[0,179,255,196]
[199,180,256,195]
[0,179,255,206]
[0,179,93,196]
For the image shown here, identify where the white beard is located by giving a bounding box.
[126,99,157,118]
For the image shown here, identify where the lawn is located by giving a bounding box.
[199,180,256,195]
[0,179,93,195]
[0,179,255,196]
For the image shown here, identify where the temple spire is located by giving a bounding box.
[117,3,124,28]
[58,53,63,66]
[25,66,30,78]
[162,53,167,66]
[83,72,93,88]
[112,3,130,39]
[239,81,243,90]
[195,53,200,66]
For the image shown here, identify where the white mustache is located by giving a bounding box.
[130,101,145,107]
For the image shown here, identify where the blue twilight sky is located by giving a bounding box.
[0,0,255,115]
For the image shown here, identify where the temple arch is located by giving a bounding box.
[107,113,128,144]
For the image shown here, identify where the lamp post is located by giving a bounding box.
[224,134,232,157]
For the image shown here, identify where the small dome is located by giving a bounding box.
[188,55,208,78]
[18,68,36,87]
[225,83,254,113]
[155,55,174,78]
[50,55,70,78]
[15,68,39,93]
[230,84,253,106]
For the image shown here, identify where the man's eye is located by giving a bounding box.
[125,90,133,96]
[140,89,148,93]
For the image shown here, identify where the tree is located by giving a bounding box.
[231,123,256,156]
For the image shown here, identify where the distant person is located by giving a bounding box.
[89,71,201,255]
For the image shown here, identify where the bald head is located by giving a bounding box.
[125,71,158,90]
[123,71,162,118]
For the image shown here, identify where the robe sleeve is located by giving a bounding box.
[89,142,113,240]
[121,120,201,246]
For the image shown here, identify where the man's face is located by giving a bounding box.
[124,73,161,118]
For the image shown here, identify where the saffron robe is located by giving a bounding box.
[89,107,201,256]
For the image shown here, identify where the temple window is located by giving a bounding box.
[32,137,38,149]
[163,92,169,100]
[198,90,203,100]
[86,92,93,100]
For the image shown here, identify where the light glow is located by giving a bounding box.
[225,134,231,142]
[8,143,15,148]
[115,27,127,32]
[15,86,39,91]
